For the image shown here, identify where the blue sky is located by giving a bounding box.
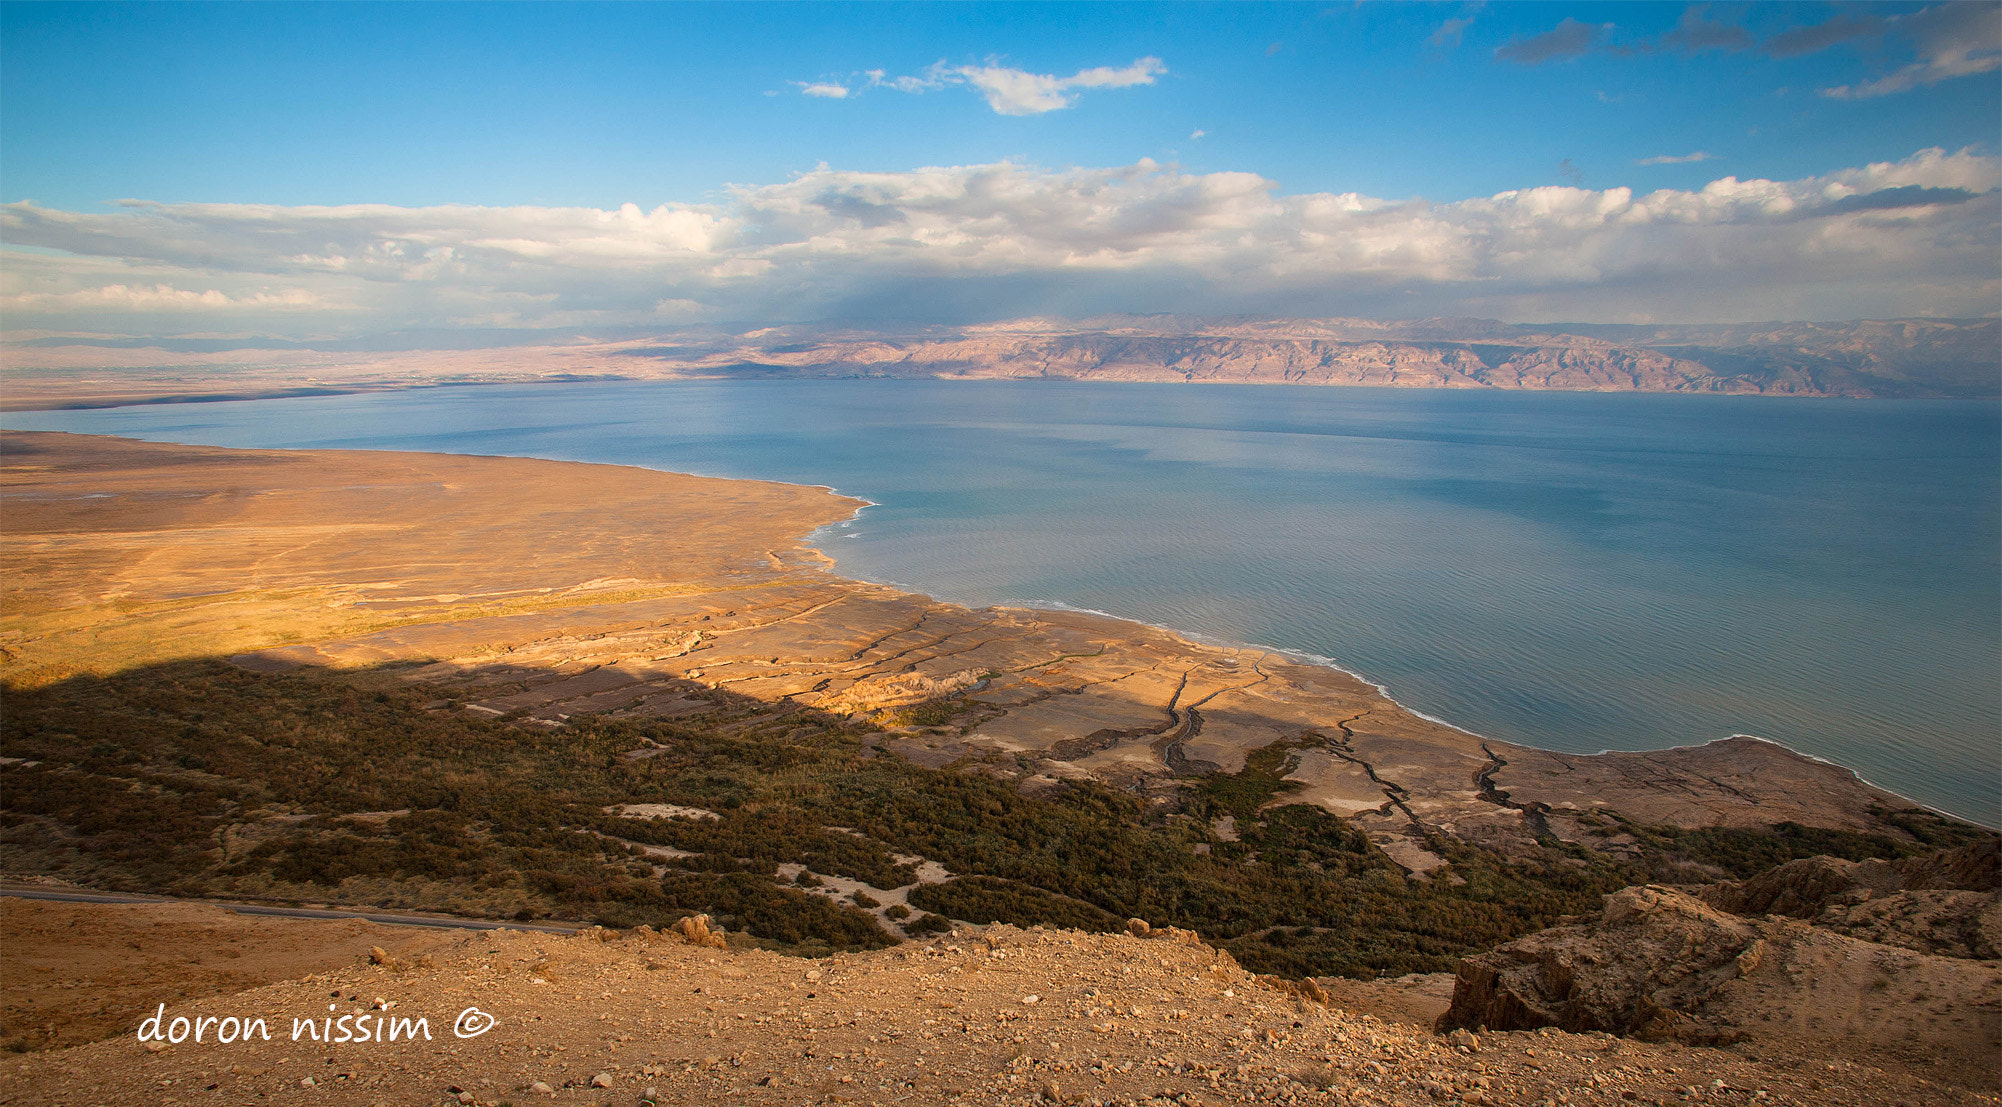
[1,2,1997,335]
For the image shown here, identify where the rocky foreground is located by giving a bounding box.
[0,901,1991,1107]
[1443,842,2002,1072]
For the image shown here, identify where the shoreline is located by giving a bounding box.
[1,430,1979,854]
[9,370,1999,415]
[805,514,1980,830]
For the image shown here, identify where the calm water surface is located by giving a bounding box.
[8,381,1997,825]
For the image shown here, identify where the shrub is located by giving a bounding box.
[902,912,951,936]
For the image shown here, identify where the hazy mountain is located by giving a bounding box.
[617,315,2000,399]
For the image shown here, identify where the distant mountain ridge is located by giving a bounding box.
[620,315,2001,399]
[5,315,1995,410]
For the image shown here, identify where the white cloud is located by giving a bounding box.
[1,148,1993,335]
[956,57,1165,115]
[866,64,952,94]
[1190,129,1207,140]
[1636,151,1716,166]
[814,57,1166,115]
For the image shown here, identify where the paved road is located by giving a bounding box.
[0,886,588,934]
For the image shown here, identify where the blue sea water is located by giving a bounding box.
[6,380,1997,826]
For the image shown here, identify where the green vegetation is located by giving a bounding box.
[1187,736,1313,821]
[4,658,1979,977]
[884,698,972,729]
[0,660,894,950]
[910,876,1123,933]
[1612,813,1990,879]
[901,912,951,936]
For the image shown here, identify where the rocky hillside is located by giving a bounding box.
[618,315,2001,398]
[2,901,1993,1107]
[1440,841,2001,1089]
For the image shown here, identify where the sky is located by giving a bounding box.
[1,1,1997,341]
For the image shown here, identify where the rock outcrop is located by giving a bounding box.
[1699,839,2001,959]
[1439,856,2002,1085]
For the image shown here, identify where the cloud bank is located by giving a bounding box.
[2,148,1994,338]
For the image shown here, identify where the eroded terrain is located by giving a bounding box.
[0,431,1925,880]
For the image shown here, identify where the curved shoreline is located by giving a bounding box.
[806,517,1975,828]
[7,382,1996,830]
[2,430,1976,852]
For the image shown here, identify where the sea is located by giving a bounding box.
[6,379,1997,827]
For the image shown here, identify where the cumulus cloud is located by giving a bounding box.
[1636,151,1716,166]
[1495,17,1610,64]
[1821,3,2002,98]
[795,81,850,99]
[2,149,1994,336]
